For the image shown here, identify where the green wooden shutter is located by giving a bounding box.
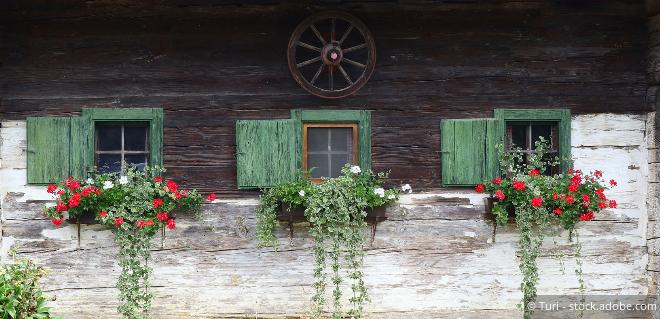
[27,117,72,184]
[236,119,297,188]
[441,118,498,186]
[69,116,91,180]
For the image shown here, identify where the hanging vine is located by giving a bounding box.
[479,139,617,319]
[256,165,408,318]
[45,167,212,318]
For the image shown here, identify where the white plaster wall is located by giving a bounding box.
[0,113,651,318]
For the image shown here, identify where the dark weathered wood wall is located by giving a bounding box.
[0,0,650,195]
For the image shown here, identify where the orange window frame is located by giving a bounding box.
[303,123,359,182]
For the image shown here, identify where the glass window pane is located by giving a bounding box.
[510,124,528,149]
[124,125,148,151]
[330,154,351,178]
[308,154,329,178]
[97,154,121,173]
[307,128,328,152]
[97,126,122,151]
[330,128,352,152]
[125,154,148,171]
[531,123,552,147]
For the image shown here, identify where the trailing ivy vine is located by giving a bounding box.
[479,139,616,319]
[45,166,212,319]
[255,165,407,318]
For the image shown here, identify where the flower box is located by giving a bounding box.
[483,197,515,221]
[67,210,99,225]
[277,202,306,222]
[365,205,388,223]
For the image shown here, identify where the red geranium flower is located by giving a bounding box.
[51,218,64,226]
[207,193,217,202]
[68,193,81,208]
[495,190,505,200]
[565,194,575,204]
[553,208,562,215]
[474,184,485,193]
[81,187,95,197]
[492,177,502,185]
[153,176,163,183]
[56,189,65,195]
[166,180,178,192]
[56,201,67,212]
[64,176,74,186]
[153,198,164,208]
[98,211,107,217]
[114,217,124,227]
[582,194,590,203]
[47,184,58,193]
[135,220,145,228]
[594,170,603,177]
[610,179,617,186]
[579,211,594,221]
[68,180,81,190]
[145,219,154,227]
[531,197,543,207]
[597,192,606,200]
[166,218,176,230]
[529,169,540,177]
[552,193,559,200]
[156,212,169,221]
[598,201,607,209]
[513,181,526,191]
[174,191,182,199]
[609,200,617,208]
[568,183,579,193]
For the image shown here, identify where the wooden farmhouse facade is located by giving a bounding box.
[1,0,660,318]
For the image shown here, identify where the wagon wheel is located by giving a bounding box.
[288,11,376,99]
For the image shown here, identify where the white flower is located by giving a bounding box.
[118,176,129,185]
[387,194,396,200]
[374,187,385,198]
[86,178,94,184]
[103,181,114,190]
[401,184,412,193]
[298,190,306,197]
[349,165,362,174]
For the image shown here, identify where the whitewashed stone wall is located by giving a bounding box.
[0,113,651,318]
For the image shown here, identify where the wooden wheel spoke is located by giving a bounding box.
[343,58,366,68]
[329,67,334,91]
[343,43,367,53]
[310,24,326,46]
[338,65,353,85]
[339,24,354,45]
[331,18,336,41]
[297,56,321,68]
[297,41,321,52]
[310,65,324,85]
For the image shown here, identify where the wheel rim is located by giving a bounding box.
[287,11,376,99]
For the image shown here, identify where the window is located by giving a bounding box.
[440,109,570,186]
[26,108,163,184]
[506,121,560,174]
[303,123,358,179]
[95,123,150,173]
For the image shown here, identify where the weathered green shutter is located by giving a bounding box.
[441,118,498,186]
[236,119,297,188]
[69,116,91,180]
[27,117,72,184]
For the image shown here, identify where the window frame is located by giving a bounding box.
[94,122,151,173]
[302,122,359,181]
[291,109,372,173]
[494,109,571,172]
[82,108,163,175]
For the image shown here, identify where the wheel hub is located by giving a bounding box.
[321,42,343,66]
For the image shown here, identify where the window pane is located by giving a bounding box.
[510,124,528,149]
[97,126,122,151]
[531,123,552,148]
[307,128,328,152]
[97,154,121,173]
[308,154,329,178]
[330,154,351,178]
[330,128,352,152]
[126,154,148,171]
[124,125,148,151]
